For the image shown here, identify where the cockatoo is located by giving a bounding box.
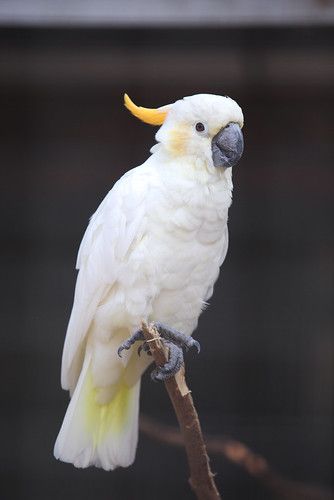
[54,93,244,471]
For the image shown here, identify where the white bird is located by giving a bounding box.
[54,93,244,471]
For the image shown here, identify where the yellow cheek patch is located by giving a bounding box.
[212,125,222,136]
[124,93,167,126]
[168,127,190,155]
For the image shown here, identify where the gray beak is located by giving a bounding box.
[211,122,244,168]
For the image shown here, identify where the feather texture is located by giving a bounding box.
[55,352,141,470]
[55,93,243,470]
[61,167,151,393]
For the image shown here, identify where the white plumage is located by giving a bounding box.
[54,93,244,470]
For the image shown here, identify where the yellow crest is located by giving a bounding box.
[124,93,168,126]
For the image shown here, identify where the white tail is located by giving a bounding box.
[54,353,141,470]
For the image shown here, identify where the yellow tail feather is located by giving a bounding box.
[84,371,133,447]
[54,353,141,470]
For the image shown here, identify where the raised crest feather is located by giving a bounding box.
[124,93,169,126]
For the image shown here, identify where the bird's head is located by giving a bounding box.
[124,93,244,173]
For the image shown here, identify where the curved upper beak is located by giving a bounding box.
[211,122,244,168]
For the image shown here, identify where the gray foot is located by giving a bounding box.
[117,329,144,358]
[154,322,201,354]
[150,341,184,381]
[117,322,200,381]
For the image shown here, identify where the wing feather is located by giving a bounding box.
[61,166,150,393]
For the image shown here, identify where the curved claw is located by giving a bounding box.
[117,345,125,358]
[138,342,152,357]
[153,322,200,354]
[117,338,134,357]
[150,368,161,382]
[190,339,201,354]
[117,329,145,358]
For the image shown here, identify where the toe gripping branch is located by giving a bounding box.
[117,322,200,382]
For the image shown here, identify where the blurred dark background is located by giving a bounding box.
[1,2,333,499]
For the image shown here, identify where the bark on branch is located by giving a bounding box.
[141,321,221,500]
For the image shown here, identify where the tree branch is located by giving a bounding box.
[140,414,333,500]
[141,321,221,500]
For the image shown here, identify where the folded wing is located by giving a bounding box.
[61,166,151,394]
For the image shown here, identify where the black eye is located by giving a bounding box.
[195,122,205,132]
